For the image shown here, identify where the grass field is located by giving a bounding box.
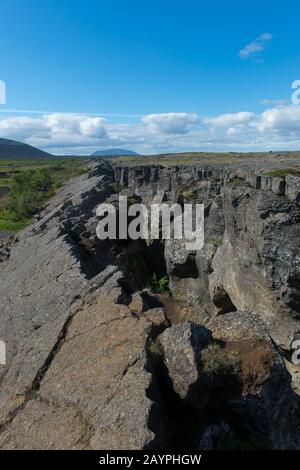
[0,158,87,233]
[110,150,300,167]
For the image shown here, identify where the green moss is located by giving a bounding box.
[147,338,163,358]
[227,177,245,185]
[171,291,186,303]
[201,343,241,376]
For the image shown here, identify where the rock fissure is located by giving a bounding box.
[1,160,300,449]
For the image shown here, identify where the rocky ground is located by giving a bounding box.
[0,156,300,449]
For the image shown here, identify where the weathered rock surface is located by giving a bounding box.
[157,322,212,406]
[117,164,300,349]
[118,167,300,350]
[1,159,300,449]
[0,162,168,449]
[158,313,300,449]
[207,311,300,449]
[0,239,11,262]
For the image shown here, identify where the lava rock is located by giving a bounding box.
[157,321,213,407]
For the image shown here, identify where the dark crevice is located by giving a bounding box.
[173,253,199,279]
[212,287,238,315]
[145,343,205,449]
[144,326,266,450]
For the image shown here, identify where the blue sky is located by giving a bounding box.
[1,0,300,154]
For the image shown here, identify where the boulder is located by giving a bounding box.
[207,311,300,449]
[128,292,147,316]
[285,175,300,205]
[157,321,213,407]
[158,313,300,449]
[271,177,285,196]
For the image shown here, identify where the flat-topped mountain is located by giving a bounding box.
[91,148,140,157]
[0,138,52,159]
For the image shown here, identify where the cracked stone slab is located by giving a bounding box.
[0,292,168,449]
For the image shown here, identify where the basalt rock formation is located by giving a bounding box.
[0,159,300,449]
[115,164,300,349]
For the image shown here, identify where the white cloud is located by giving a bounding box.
[142,112,199,134]
[203,112,254,128]
[256,105,300,132]
[239,33,273,59]
[2,106,300,154]
[43,114,107,138]
[0,113,107,148]
[260,99,289,106]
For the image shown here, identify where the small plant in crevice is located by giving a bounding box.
[147,338,163,359]
[171,291,186,303]
[181,187,199,200]
[201,343,241,377]
[227,177,245,186]
[110,182,123,193]
[148,273,169,294]
[208,236,223,251]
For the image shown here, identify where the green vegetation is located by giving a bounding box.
[112,150,300,167]
[201,343,241,376]
[149,273,169,294]
[266,168,300,178]
[9,169,53,220]
[181,187,199,200]
[147,338,163,358]
[110,181,123,193]
[227,177,245,185]
[0,158,88,232]
[208,236,223,250]
[171,291,186,303]
[0,210,32,232]
[127,195,141,207]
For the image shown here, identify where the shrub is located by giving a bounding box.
[50,163,65,171]
[201,343,241,376]
[110,182,123,193]
[147,338,163,358]
[209,237,223,250]
[182,187,199,200]
[0,209,32,232]
[8,169,53,221]
[149,273,169,294]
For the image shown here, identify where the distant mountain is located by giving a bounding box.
[0,138,52,159]
[91,148,140,157]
